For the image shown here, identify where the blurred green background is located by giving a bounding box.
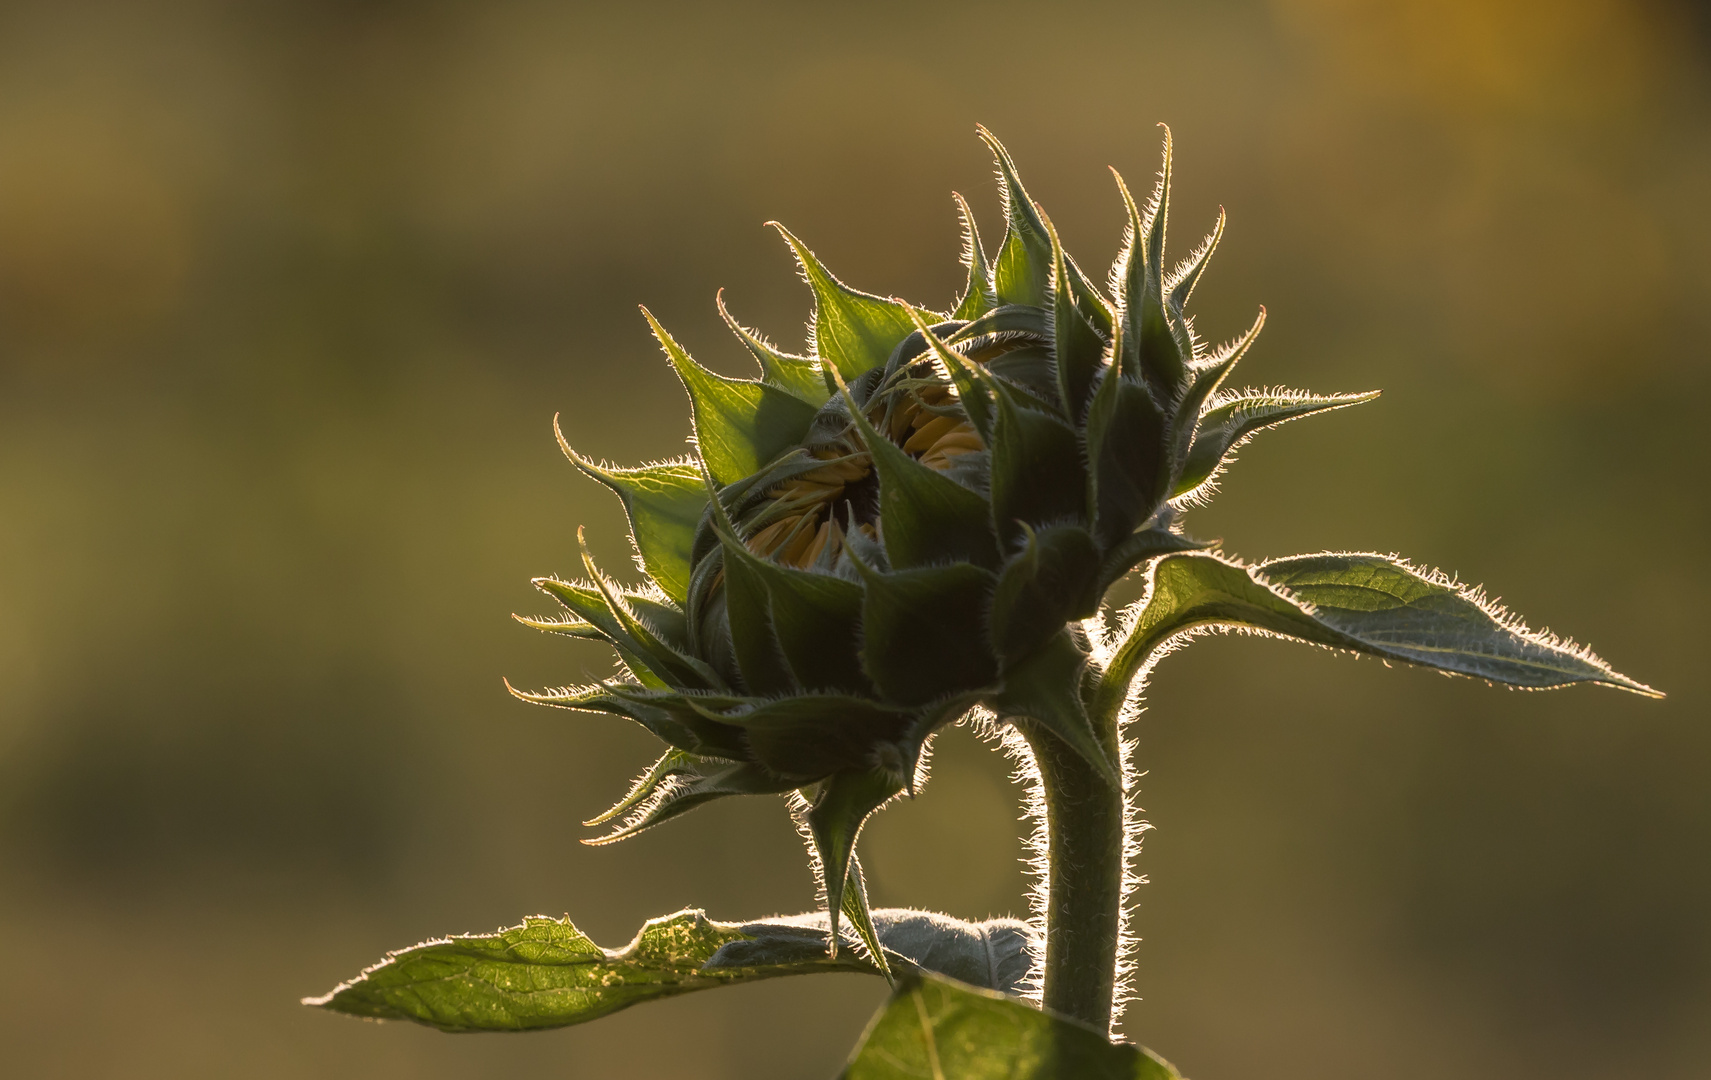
[1,0,1707,1077]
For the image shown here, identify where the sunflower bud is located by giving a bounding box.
[513,127,1376,952]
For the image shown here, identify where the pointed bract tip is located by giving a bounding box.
[552,413,596,471]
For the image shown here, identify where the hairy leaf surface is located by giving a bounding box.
[1097,551,1657,726]
[842,973,1181,1080]
[308,909,1036,1033]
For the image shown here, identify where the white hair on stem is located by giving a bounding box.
[1084,615,1152,1036]
[965,705,1049,1003]
[965,612,1165,1019]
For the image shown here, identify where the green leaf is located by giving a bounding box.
[307,909,856,1033]
[992,631,1120,787]
[506,681,709,755]
[980,126,1054,309]
[1111,140,1189,400]
[702,463,874,695]
[703,694,913,780]
[583,757,799,845]
[1169,310,1263,471]
[1096,527,1212,595]
[841,856,892,980]
[554,424,707,605]
[1085,353,1169,548]
[946,303,1050,345]
[705,909,1036,996]
[842,973,1182,1080]
[854,560,1000,706]
[528,578,669,690]
[1045,209,1108,424]
[717,289,831,406]
[752,560,872,695]
[1173,388,1380,500]
[1095,551,1659,729]
[808,768,904,957]
[835,368,1001,571]
[309,907,1042,1035]
[771,222,920,381]
[951,191,996,321]
[718,542,797,695]
[644,306,819,485]
[990,524,1102,662]
[1258,553,1658,693]
[906,304,994,443]
[511,611,607,641]
[583,748,700,826]
[989,379,1088,547]
[578,529,723,690]
[1167,206,1224,313]
[858,912,1035,996]
[508,681,752,762]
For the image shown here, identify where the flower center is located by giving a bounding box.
[745,381,983,568]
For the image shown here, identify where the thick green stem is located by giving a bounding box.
[1019,717,1125,1036]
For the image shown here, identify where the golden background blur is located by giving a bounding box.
[1,1,1707,1076]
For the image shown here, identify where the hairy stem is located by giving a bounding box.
[1017,715,1125,1036]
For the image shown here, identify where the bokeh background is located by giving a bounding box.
[1,0,1707,1077]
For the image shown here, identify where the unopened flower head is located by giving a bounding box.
[512,128,1377,950]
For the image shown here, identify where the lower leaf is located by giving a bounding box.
[306,908,1037,1033]
[842,972,1181,1080]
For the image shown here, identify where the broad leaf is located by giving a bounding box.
[842,973,1182,1080]
[309,908,1037,1034]
[705,908,1035,995]
[1096,551,1658,728]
